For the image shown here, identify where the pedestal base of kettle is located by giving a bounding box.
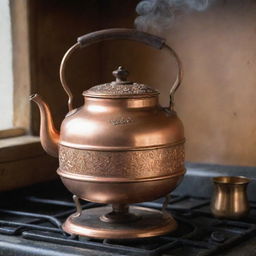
[62,205,177,239]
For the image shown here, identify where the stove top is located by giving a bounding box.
[0,163,256,256]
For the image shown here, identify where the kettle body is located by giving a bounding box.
[31,28,185,205]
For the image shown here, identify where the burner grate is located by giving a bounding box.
[0,182,256,256]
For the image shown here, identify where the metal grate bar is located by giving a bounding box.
[0,191,256,256]
[0,209,63,230]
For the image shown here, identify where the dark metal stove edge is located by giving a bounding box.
[0,234,117,256]
[173,162,256,201]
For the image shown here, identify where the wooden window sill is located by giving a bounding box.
[0,128,26,139]
[0,135,44,162]
[0,135,58,191]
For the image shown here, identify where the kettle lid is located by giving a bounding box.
[83,66,159,98]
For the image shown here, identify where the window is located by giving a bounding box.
[0,0,13,130]
[0,0,58,191]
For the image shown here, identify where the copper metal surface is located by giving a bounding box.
[99,204,140,224]
[84,66,159,97]
[29,94,59,157]
[210,176,251,219]
[58,143,184,177]
[62,205,177,239]
[31,28,185,238]
[58,170,184,204]
[59,97,184,151]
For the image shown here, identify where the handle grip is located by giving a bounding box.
[60,28,183,111]
[78,28,165,49]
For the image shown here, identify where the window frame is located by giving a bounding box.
[0,0,31,138]
[0,0,58,191]
[10,0,31,132]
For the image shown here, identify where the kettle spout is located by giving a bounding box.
[30,94,60,158]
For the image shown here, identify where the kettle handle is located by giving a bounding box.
[60,28,183,111]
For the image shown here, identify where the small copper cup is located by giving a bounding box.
[210,176,251,219]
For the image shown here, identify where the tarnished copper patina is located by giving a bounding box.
[30,28,185,239]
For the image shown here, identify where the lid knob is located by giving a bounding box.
[112,66,129,82]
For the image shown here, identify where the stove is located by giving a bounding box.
[0,163,256,256]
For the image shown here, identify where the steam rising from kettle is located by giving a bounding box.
[135,0,213,33]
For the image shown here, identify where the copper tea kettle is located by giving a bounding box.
[30,28,185,239]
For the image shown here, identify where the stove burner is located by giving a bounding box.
[0,181,256,256]
[210,231,226,243]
